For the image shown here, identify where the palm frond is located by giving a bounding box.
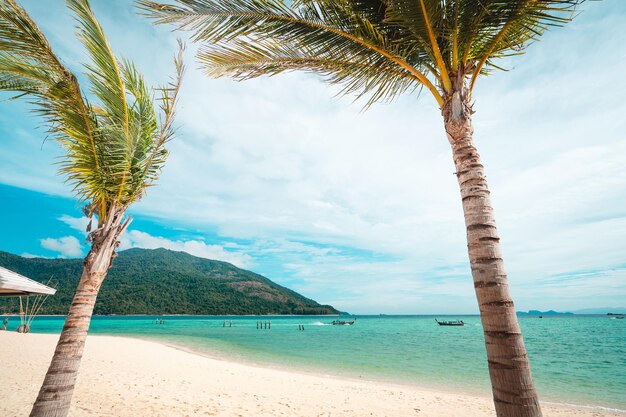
[138,0,443,106]
[199,39,419,107]
[67,0,129,133]
[68,0,185,208]
[384,0,452,91]
[465,0,584,91]
[132,40,186,199]
[1,0,184,225]
[141,0,585,103]
[0,0,108,212]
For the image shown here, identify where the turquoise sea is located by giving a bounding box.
[8,315,625,411]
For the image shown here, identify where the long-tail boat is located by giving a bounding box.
[331,318,356,325]
[435,318,464,326]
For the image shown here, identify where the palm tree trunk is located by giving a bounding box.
[30,208,129,417]
[443,86,542,417]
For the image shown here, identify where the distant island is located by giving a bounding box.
[0,249,338,315]
[517,308,626,315]
[574,307,626,314]
[516,310,574,316]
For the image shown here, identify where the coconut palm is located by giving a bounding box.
[0,0,184,415]
[139,0,585,416]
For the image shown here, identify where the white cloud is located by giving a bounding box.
[40,236,83,258]
[59,214,91,233]
[54,214,253,268]
[119,229,252,269]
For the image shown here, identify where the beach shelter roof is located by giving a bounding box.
[0,266,56,297]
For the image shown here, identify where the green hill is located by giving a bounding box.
[0,248,338,315]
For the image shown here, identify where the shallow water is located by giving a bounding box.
[8,314,625,411]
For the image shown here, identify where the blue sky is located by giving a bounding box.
[1,0,625,314]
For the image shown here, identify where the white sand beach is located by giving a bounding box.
[1,332,622,417]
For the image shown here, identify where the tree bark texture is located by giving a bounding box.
[443,81,543,417]
[30,207,130,417]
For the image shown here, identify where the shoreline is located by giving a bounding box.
[16,328,626,412]
[134,333,494,398]
[126,334,626,414]
[1,332,623,417]
[136,334,487,389]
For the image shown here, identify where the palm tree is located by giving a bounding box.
[0,1,184,416]
[139,0,586,416]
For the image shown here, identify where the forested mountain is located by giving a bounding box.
[0,248,338,315]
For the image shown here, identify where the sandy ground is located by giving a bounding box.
[1,332,622,417]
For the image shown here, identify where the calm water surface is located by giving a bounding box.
[8,315,625,411]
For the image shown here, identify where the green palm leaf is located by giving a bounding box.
[138,0,442,106]
[0,0,107,211]
[0,0,185,226]
[140,0,584,104]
